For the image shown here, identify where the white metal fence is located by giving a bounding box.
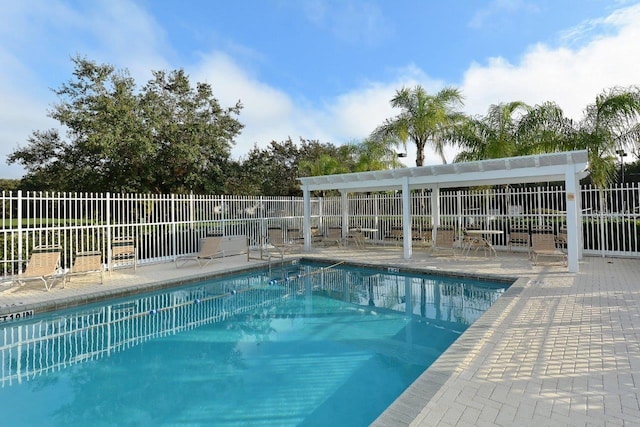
[1,184,639,275]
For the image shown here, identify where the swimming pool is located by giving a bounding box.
[0,261,509,426]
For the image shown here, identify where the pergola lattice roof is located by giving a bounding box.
[299,150,589,193]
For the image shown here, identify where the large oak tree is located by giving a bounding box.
[8,56,243,193]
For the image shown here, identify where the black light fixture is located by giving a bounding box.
[616,149,627,186]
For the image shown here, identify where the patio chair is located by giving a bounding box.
[346,228,367,248]
[322,227,344,247]
[555,227,567,252]
[286,228,304,243]
[428,227,458,257]
[66,250,104,284]
[508,229,531,258]
[461,229,489,257]
[175,236,225,268]
[531,232,567,266]
[111,238,137,271]
[385,227,404,246]
[5,245,65,291]
[310,227,324,243]
[266,227,301,258]
[412,228,433,248]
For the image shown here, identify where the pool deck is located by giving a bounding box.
[1,246,639,426]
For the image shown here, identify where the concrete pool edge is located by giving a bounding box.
[0,260,272,318]
[372,276,528,426]
[299,256,517,285]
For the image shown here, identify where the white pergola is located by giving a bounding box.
[299,150,589,272]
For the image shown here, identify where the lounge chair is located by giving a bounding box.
[428,227,458,257]
[508,229,531,257]
[531,233,567,266]
[385,227,404,246]
[66,251,104,284]
[111,238,137,271]
[310,227,324,243]
[321,227,343,247]
[413,228,433,248]
[346,228,367,248]
[5,245,64,291]
[175,236,225,268]
[555,227,568,252]
[266,227,301,258]
[461,229,489,257]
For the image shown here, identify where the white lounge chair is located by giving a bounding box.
[461,229,489,257]
[267,227,301,258]
[111,238,137,271]
[508,229,531,258]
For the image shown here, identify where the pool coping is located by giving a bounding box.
[0,262,271,319]
[1,256,515,319]
[371,275,528,426]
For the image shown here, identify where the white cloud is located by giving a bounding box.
[461,3,640,121]
[300,0,392,46]
[470,0,540,29]
[190,54,446,166]
[0,0,169,178]
[191,51,304,158]
[2,1,640,179]
[187,0,640,169]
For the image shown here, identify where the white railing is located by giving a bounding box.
[1,184,639,275]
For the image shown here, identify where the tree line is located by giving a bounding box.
[7,56,640,195]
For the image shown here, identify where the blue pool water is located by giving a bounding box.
[0,262,509,426]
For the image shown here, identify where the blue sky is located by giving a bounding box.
[1,0,640,178]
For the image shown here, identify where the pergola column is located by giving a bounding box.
[303,186,311,251]
[402,177,412,259]
[341,192,349,239]
[431,187,440,228]
[565,169,580,272]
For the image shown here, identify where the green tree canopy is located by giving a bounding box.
[8,56,243,193]
[347,137,406,172]
[226,138,347,196]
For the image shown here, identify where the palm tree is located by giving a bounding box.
[572,86,640,188]
[373,85,465,166]
[451,101,531,162]
[517,101,575,155]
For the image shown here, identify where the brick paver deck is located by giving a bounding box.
[1,247,638,426]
